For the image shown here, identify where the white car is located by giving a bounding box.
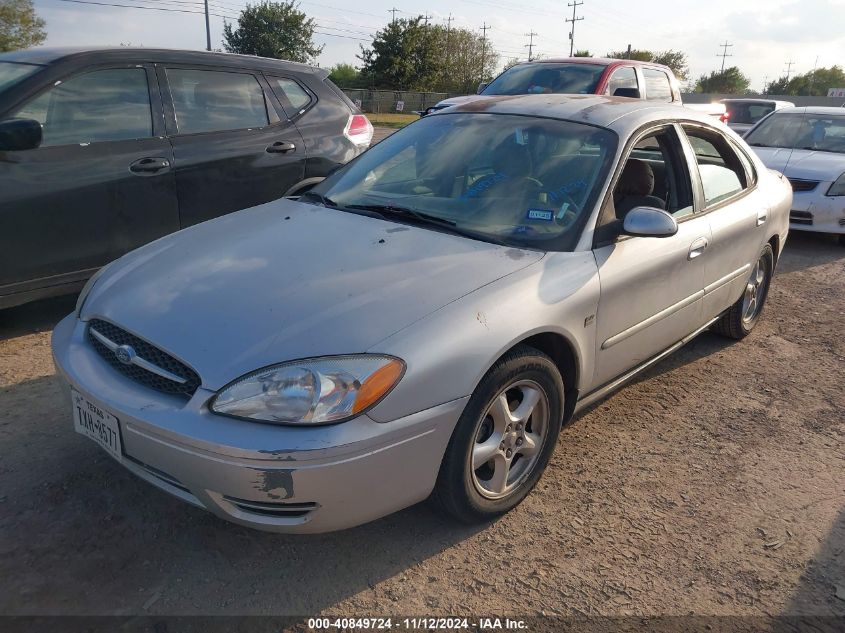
[746,106,845,245]
[720,98,794,135]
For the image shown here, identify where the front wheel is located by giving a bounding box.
[432,345,563,523]
[713,243,774,340]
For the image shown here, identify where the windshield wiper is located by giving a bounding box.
[798,146,840,153]
[344,203,458,227]
[747,142,771,148]
[298,191,339,207]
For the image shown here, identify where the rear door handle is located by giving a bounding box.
[129,157,171,175]
[266,141,296,154]
[688,237,709,260]
[757,209,768,226]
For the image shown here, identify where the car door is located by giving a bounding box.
[680,123,767,320]
[591,124,711,387]
[159,65,306,228]
[0,63,178,295]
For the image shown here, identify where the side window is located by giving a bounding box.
[613,128,694,221]
[683,126,748,206]
[605,66,638,97]
[267,77,313,117]
[642,68,672,102]
[166,68,269,135]
[13,68,152,147]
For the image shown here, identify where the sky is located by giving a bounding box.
[31,0,845,90]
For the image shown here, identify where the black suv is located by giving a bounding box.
[0,47,373,309]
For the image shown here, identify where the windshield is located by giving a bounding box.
[0,62,41,94]
[483,63,606,96]
[724,101,775,125]
[308,112,617,251]
[745,112,845,153]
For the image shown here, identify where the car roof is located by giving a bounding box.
[773,106,845,116]
[0,46,327,76]
[720,98,793,105]
[439,94,716,131]
[519,57,669,69]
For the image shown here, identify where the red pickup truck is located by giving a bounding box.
[421,57,727,121]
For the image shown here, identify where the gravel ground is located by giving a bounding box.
[0,231,843,620]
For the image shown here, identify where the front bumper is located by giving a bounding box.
[789,188,845,234]
[51,314,466,533]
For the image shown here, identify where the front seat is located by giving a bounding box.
[613,159,666,220]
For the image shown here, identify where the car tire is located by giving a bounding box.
[838,234,845,247]
[713,243,774,340]
[432,345,563,524]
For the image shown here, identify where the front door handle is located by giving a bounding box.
[129,157,171,175]
[688,237,709,260]
[266,141,296,154]
[757,209,768,226]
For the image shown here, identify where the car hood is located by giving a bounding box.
[751,146,845,180]
[434,94,491,109]
[83,200,544,390]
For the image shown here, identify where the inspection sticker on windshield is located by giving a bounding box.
[527,209,554,221]
[72,388,122,462]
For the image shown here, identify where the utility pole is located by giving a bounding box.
[525,30,538,61]
[445,14,453,65]
[421,14,432,26]
[203,0,211,51]
[566,1,584,57]
[626,43,631,59]
[480,22,490,83]
[762,75,769,94]
[784,59,795,81]
[716,40,732,73]
[808,55,819,94]
[388,7,399,24]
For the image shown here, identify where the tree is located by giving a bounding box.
[605,48,689,80]
[573,49,591,57]
[766,65,845,96]
[695,66,750,94]
[358,19,497,92]
[222,1,322,64]
[0,0,46,52]
[328,63,360,88]
[503,57,522,71]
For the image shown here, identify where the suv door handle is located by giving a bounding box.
[266,141,296,154]
[688,237,709,260]
[129,157,171,175]
[757,209,768,226]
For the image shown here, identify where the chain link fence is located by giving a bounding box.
[342,90,465,114]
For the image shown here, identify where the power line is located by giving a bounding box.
[716,40,732,73]
[524,30,537,62]
[784,59,795,81]
[388,7,398,24]
[566,1,584,57]
[47,0,236,19]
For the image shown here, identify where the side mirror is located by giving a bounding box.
[623,207,678,238]
[613,87,641,99]
[0,118,42,152]
[477,82,489,94]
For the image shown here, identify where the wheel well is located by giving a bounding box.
[768,234,781,264]
[517,332,579,425]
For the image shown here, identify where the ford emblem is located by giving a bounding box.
[114,344,136,365]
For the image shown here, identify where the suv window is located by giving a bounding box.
[643,68,672,102]
[13,67,152,147]
[725,101,775,125]
[268,77,312,116]
[605,66,638,97]
[167,68,269,135]
[683,127,748,206]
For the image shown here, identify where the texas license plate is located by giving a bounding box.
[72,388,122,461]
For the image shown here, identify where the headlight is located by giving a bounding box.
[75,264,110,317]
[827,172,845,196]
[210,355,405,425]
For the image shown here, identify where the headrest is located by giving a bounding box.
[617,158,654,197]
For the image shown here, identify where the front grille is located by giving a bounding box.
[790,210,813,225]
[788,178,819,192]
[223,496,318,518]
[87,319,201,397]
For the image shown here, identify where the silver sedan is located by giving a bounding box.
[52,95,791,533]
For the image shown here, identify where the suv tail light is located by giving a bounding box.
[344,114,374,148]
[720,111,730,124]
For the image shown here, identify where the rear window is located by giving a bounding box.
[745,112,845,153]
[725,101,775,125]
[643,68,672,102]
[483,63,606,96]
[0,61,40,94]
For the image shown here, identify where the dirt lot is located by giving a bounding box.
[0,231,843,620]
